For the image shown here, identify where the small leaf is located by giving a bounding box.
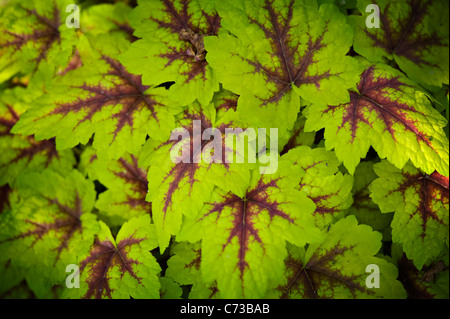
[0,0,79,82]
[350,0,449,87]
[0,88,75,186]
[345,161,393,241]
[305,60,449,175]
[140,100,253,252]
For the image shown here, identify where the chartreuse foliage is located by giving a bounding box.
[370,160,449,270]
[350,0,449,88]
[0,0,448,300]
[266,216,406,299]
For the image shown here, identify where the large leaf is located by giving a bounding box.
[204,0,361,143]
[267,215,406,298]
[12,34,180,160]
[140,100,253,252]
[0,0,79,83]
[370,160,449,269]
[0,88,75,186]
[64,215,161,299]
[283,146,353,228]
[305,60,449,175]
[0,169,99,297]
[119,0,222,106]
[178,160,322,298]
[350,0,449,87]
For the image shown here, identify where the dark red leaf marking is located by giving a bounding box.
[0,193,83,265]
[280,126,304,155]
[4,137,59,168]
[49,56,162,142]
[151,0,221,83]
[366,0,447,66]
[0,184,12,214]
[216,96,238,113]
[58,50,82,76]
[113,155,151,215]
[0,5,61,69]
[393,171,448,237]
[111,20,138,43]
[80,235,144,299]
[397,254,446,298]
[160,111,233,218]
[246,0,332,105]
[204,178,293,283]
[0,104,20,136]
[279,244,373,299]
[326,66,435,148]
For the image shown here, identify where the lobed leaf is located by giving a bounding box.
[267,215,406,298]
[12,34,180,160]
[370,160,449,269]
[305,60,449,175]
[350,0,449,87]
[205,0,361,143]
[119,0,222,106]
[178,160,322,298]
[64,215,161,299]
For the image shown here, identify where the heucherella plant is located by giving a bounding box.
[0,0,448,301]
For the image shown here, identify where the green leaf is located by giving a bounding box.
[177,160,322,298]
[305,60,449,175]
[205,0,361,141]
[140,100,253,252]
[82,148,151,227]
[81,2,137,42]
[280,111,317,154]
[345,161,393,241]
[267,215,406,298]
[0,88,75,186]
[166,241,221,298]
[64,215,161,299]
[370,160,449,269]
[159,276,183,299]
[11,34,180,160]
[350,0,449,87]
[0,0,79,83]
[283,146,354,228]
[119,0,222,106]
[0,169,99,297]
